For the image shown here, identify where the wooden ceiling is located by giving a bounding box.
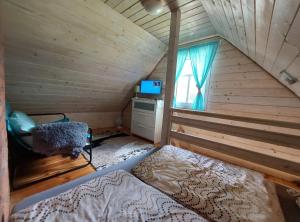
[201,0,300,98]
[3,0,166,113]
[101,0,217,44]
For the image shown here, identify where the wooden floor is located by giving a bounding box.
[10,154,95,209]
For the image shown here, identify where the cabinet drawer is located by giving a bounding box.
[131,121,154,141]
[133,101,155,112]
[132,111,155,128]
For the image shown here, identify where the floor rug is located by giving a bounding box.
[84,135,155,170]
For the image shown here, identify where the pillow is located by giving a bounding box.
[5,103,12,132]
[9,111,37,134]
[5,102,12,119]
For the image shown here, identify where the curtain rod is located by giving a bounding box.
[179,35,221,49]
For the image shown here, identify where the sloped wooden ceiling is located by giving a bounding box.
[201,0,300,97]
[3,0,166,113]
[102,0,217,44]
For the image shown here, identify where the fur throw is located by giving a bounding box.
[32,122,88,157]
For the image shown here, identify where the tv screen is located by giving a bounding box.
[140,80,162,95]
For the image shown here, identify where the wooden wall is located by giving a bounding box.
[0,6,10,220]
[207,40,300,123]
[121,55,167,129]
[3,0,166,114]
[32,112,121,130]
[201,0,300,98]
[122,103,132,130]
[148,55,168,90]
[140,39,300,123]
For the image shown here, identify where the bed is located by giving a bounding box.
[132,145,285,222]
[11,145,286,222]
[10,170,207,222]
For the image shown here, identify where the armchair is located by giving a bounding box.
[6,104,93,189]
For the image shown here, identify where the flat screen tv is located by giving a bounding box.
[140,80,162,95]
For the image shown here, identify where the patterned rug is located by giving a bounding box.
[83,135,155,170]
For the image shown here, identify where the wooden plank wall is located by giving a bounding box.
[137,38,300,124]
[121,55,168,129]
[0,8,10,220]
[207,40,300,123]
[31,112,121,130]
[148,55,168,90]
[3,0,166,114]
[201,0,300,98]
[122,102,132,130]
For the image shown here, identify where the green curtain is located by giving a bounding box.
[173,48,188,107]
[189,41,219,111]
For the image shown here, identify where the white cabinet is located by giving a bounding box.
[131,98,164,144]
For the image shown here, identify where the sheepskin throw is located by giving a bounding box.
[32,122,88,157]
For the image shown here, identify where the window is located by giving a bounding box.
[174,58,196,109]
[173,41,218,111]
[174,57,208,109]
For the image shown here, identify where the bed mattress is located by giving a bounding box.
[10,170,208,222]
[133,145,285,222]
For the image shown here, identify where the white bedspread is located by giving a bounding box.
[10,170,208,222]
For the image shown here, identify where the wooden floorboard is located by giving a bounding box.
[14,154,91,188]
[10,155,95,209]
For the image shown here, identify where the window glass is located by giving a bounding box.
[176,75,189,103]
